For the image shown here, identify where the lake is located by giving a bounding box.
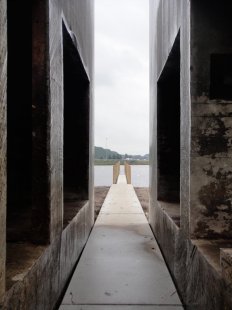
[94,165,149,187]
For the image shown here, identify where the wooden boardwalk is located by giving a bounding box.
[59,176,183,310]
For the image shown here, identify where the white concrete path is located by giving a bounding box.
[59,176,183,310]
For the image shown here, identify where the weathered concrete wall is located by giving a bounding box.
[48,0,65,242]
[0,0,7,302]
[150,0,232,308]
[48,0,94,242]
[221,249,232,307]
[61,0,95,230]
[1,0,94,308]
[149,0,191,237]
[152,207,226,309]
[190,0,232,239]
[1,203,91,310]
[61,0,94,80]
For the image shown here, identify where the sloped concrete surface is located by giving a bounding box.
[60,306,183,310]
[59,176,183,309]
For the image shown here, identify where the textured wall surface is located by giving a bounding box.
[150,0,231,308]
[190,0,232,239]
[149,0,191,237]
[49,0,64,242]
[0,0,7,302]
[1,0,94,308]
[1,203,91,310]
[150,0,191,235]
[221,249,232,307]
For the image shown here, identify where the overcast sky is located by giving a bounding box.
[94,0,149,155]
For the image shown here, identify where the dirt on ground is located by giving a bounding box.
[94,186,149,220]
[134,187,149,219]
[94,186,110,220]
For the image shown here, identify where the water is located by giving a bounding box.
[94,165,149,187]
[131,165,149,187]
[94,165,113,186]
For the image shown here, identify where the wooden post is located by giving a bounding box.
[113,161,120,184]
[124,162,131,184]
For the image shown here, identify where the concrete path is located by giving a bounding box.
[59,176,183,310]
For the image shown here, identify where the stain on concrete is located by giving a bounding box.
[199,166,232,216]
[197,116,229,157]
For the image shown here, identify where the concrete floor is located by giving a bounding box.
[59,176,183,310]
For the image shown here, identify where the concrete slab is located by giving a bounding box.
[101,184,143,214]
[117,175,127,184]
[96,213,148,225]
[59,182,183,308]
[60,306,183,310]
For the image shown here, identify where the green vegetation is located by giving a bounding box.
[94,146,149,165]
[126,160,149,165]
[95,159,120,165]
[94,159,149,166]
[95,146,122,160]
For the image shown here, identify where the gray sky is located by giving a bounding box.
[94,0,149,155]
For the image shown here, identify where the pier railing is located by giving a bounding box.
[113,161,120,184]
[124,161,131,184]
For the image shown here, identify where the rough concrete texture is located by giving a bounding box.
[1,0,94,308]
[150,0,232,308]
[190,156,232,239]
[221,249,232,307]
[152,206,229,309]
[60,0,95,228]
[61,0,94,79]
[149,0,190,237]
[221,249,232,285]
[1,203,91,310]
[190,0,232,239]
[48,0,64,242]
[185,240,225,309]
[0,0,7,301]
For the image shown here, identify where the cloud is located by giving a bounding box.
[95,0,149,155]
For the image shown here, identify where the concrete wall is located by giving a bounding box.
[150,0,191,236]
[0,0,94,308]
[190,0,232,239]
[150,0,232,308]
[0,0,7,302]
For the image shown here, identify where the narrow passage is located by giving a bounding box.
[59,175,183,310]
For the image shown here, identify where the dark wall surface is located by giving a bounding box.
[150,0,232,308]
[1,0,94,308]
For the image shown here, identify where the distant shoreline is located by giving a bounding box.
[94,159,149,165]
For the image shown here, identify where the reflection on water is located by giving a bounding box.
[94,165,149,187]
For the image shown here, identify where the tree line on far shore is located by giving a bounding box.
[95,146,149,161]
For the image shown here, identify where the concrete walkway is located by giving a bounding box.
[59,176,183,310]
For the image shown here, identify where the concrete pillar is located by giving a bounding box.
[0,0,7,301]
[48,0,63,241]
[180,0,191,238]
